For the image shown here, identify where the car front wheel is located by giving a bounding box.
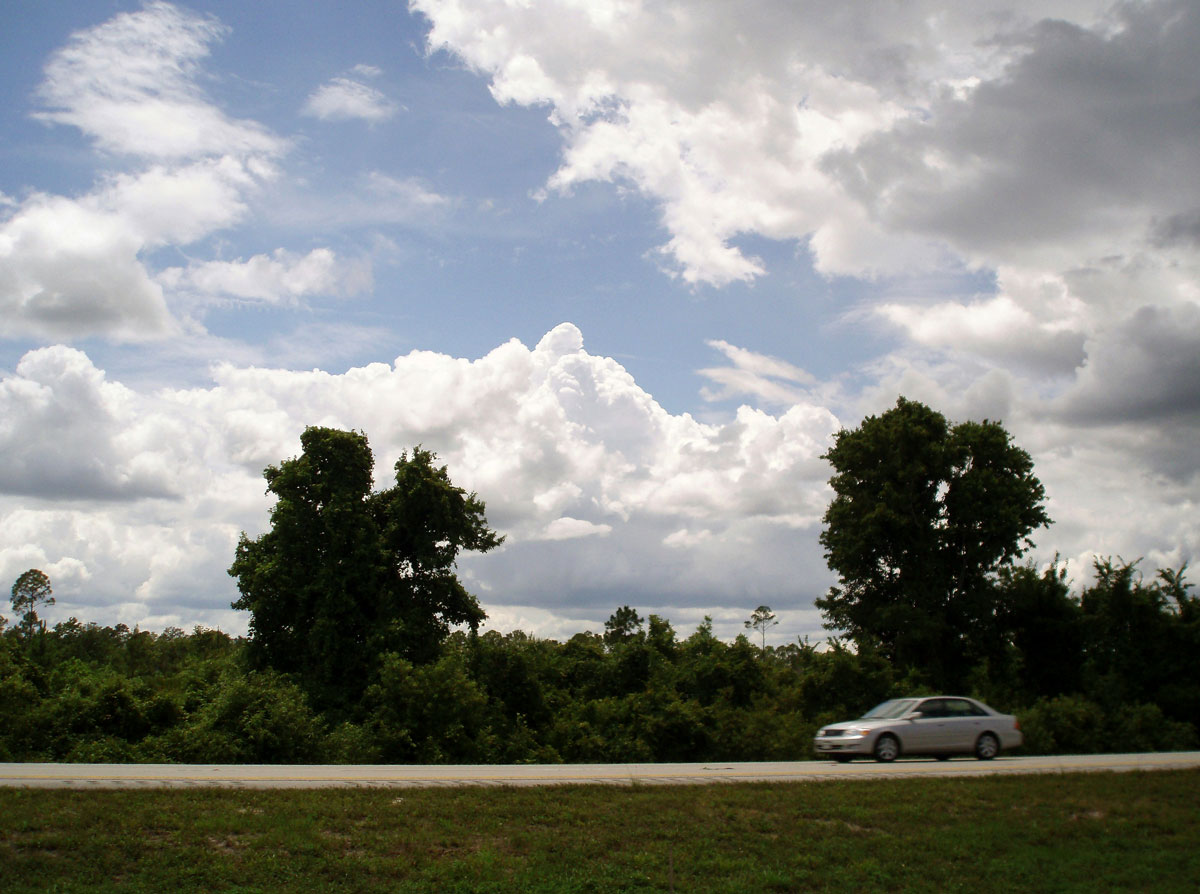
[975,733,999,760]
[873,734,899,763]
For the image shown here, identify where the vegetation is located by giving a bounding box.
[3,770,1199,892]
[819,397,1051,689]
[1,404,1197,764]
[1,558,1196,763]
[229,428,502,714]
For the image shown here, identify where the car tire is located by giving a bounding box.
[975,732,1000,761]
[873,734,899,763]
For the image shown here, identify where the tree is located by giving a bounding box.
[744,605,778,655]
[817,398,1049,687]
[11,569,54,639]
[603,605,644,647]
[229,427,502,711]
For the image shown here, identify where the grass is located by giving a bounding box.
[1,770,1198,892]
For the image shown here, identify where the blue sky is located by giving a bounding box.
[2,1,1197,643]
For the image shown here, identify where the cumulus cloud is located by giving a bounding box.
[875,294,1087,377]
[407,2,1200,561]
[413,0,1145,285]
[2,324,1197,638]
[412,1,1200,414]
[0,155,274,339]
[0,326,841,633]
[303,70,398,123]
[0,192,175,340]
[0,346,184,500]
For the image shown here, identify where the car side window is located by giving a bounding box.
[941,699,968,717]
[917,699,946,718]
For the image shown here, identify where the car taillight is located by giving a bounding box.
[1014,719,1021,730]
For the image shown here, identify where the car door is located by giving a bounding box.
[939,698,986,751]
[902,698,947,752]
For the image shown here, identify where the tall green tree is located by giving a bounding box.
[229,427,502,711]
[817,398,1050,687]
[603,605,644,647]
[11,569,54,639]
[744,605,777,656]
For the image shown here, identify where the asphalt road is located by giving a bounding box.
[2,752,1198,789]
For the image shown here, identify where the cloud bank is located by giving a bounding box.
[0,326,841,637]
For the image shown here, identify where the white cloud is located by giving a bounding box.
[35,1,284,160]
[0,346,186,500]
[2,3,378,341]
[699,340,815,405]
[1,324,1197,639]
[875,294,1087,377]
[303,74,398,123]
[413,0,1134,285]
[0,325,841,632]
[536,517,613,541]
[0,155,280,340]
[158,248,372,304]
[0,192,175,341]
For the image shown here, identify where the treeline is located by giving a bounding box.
[1,555,1196,764]
[4,409,1197,764]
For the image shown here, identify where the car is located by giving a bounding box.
[813,696,1022,763]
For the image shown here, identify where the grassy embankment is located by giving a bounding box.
[2,769,1198,892]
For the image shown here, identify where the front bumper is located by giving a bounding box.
[813,735,872,757]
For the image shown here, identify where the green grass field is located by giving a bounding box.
[2,770,1198,892]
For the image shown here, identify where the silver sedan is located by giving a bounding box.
[813,696,1023,763]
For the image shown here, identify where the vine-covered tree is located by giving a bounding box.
[817,398,1050,687]
[229,427,502,711]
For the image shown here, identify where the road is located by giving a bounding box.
[2,752,1198,789]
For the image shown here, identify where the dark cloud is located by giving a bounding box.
[1059,302,1200,427]
[1151,209,1200,248]
[824,1,1200,258]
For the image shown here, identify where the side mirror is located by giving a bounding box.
[908,711,924,719]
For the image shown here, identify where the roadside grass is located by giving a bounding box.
[2,769,1198,893]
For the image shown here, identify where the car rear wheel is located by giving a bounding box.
[873,734,899,763]
[975,732,999,760]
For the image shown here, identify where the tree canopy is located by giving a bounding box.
[228,427,502,711]
[817,397,1050,687]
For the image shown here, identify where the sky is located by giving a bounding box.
[2,0,1197,646]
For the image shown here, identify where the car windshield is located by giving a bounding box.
[860,699,919,720]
